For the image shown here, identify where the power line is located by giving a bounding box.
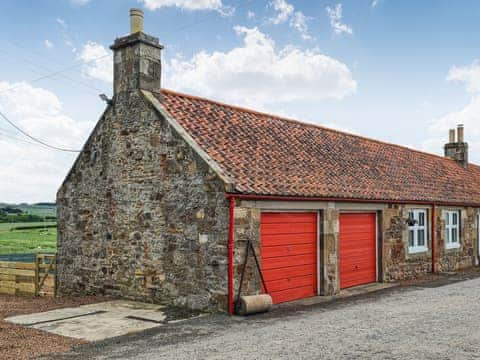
[0,129,42,147]
[1,41,106,94]
[0,110,81,153]
[0,54,110,95]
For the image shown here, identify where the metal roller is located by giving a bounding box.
[238,294,273,315]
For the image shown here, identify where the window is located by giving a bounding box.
[445,210,460,249]
[408,209,428,253]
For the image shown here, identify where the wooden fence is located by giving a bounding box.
[0,254,56,297]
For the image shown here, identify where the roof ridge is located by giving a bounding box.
[160,88,479,169]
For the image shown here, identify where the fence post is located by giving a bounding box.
[34,254,40,297]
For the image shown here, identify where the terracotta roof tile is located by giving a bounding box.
[158,89,480,205]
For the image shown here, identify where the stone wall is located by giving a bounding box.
[383,204,477,280]
[232,206,261,303]
[435,207,477,272]
[57,91,230,311]
[321,207,339,295]
[382,205,432,280]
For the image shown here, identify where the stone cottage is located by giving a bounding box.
[57,9,480,313]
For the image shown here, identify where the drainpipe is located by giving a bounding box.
[431,204,436,273]
[227,196,235,315]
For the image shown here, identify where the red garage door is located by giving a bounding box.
[261,212,317,304]
[339,213,377,289]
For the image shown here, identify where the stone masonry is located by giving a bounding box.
[57,17,232,311]
[57,90,230,310]
[231,202,479,299]
[57,10,480,312]
[382,204,477,280]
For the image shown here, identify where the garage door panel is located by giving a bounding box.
[265,274,314,293]
[269,285,316,304]
[262,243,316,259]
[340,213,377,289]
[261,213,318,224]
[340,249,376,257]
[261,253,315,270]
[261,212,317,304]
[262,233,316,246]
[261,222,317,235]
[342,273,376,288]
[263,264,315,282]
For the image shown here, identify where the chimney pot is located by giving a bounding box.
[449,129,455,143]
[457,124,464,143]
[130,8,144,34]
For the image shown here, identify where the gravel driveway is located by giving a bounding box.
[50,277,480,359]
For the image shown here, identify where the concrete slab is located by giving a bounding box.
[5,300,171,341]
[274,282,398,308]
[31,311,161,342]
[4,306,101,326]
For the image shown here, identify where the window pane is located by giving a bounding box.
[446,212,450,225]
[446,228,450,243]
[452,228,457,243]
[419,212,425,226]
[418,230,425,246]
[453,212,458,226]
[409,230,414,247]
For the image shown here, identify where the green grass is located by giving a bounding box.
[0,222,57,255]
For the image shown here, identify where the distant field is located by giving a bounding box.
[0,222,57,255]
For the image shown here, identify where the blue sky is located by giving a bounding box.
[2,0,480,202]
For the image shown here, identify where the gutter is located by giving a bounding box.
[431,204,436,273]
[225,193,480,208]
[227,196,235,315]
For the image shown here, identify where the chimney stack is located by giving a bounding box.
[444,124,468,168]
[110,9,163,97]
[449,129,455,143]
[457,124,464,143]
[130,8,144,34]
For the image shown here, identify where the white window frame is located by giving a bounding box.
[445,210,461,250]
[408,209,428,254]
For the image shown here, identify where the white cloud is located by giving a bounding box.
[0,82,94,203]
[269,0,312,40]
[421,96,480,162]
[140,0,234,16]
[291,11,312,40]
[70,0,91,4]
[44,40,54,49]
[79,42,113,83]
[326,4,353,35]
[371,0,380,8]
[166,26,357,109]
[447,60,480,93]
[247,11,255,19]
[420,61,480,162]
[65,39,77,53]
[56,18,67,28]
[270,0,294,24]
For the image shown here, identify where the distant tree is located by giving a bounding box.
[1,207,23,214]
[34,202,56,207]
